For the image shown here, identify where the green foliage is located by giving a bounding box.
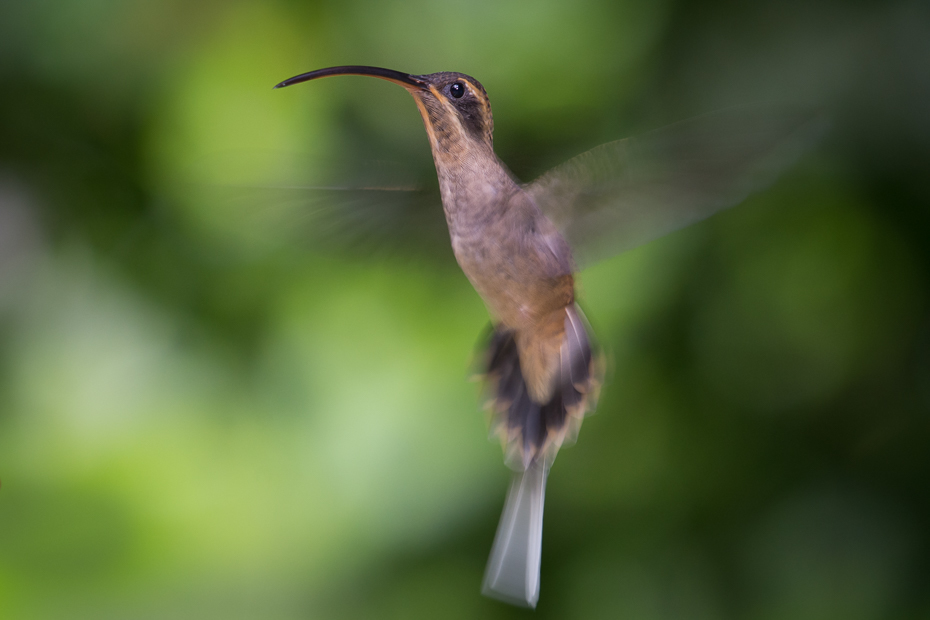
[1,0,928,618]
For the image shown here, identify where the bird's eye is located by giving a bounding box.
[450,82,465,99]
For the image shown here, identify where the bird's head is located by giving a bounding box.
[275,66,495,157]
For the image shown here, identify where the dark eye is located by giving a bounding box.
[450,82,465,99]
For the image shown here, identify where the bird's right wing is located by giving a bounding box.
[199,157,451,261]
[524,107,826,268]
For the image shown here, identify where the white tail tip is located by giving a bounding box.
[481,462,549,608]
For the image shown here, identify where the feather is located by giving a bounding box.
[482,461,549,608]
[525,106,827,267]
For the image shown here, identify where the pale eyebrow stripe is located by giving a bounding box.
[429,83,468,138]
[462,79,491,132]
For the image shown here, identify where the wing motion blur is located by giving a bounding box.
[206,157,451,260]
[524,107,826,267]
[217,107,823,265]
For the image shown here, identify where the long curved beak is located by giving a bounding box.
[273,65,427,90]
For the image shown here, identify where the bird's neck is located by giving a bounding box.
[409,99,513,232]
[426,136,516,235]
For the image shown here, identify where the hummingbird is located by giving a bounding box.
[274,65,819,608]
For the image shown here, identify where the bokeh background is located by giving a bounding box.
[1,0,929,618]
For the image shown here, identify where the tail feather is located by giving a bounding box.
[481,462,549,608]
[564,303,593,393]
[483,304,601,468]
[480,303,602,607]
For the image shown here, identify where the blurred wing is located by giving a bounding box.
[213,183,449,259]
[203,158,451,261]
[525,107,827,267]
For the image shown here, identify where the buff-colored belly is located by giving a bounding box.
[452,234,575,402]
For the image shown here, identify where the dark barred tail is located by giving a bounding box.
[481,304,601,606]
[483,304,601,470]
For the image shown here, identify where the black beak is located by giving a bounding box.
[273,65,427,90]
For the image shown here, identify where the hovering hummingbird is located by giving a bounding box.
[274,65,819,608]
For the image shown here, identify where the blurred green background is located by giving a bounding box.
[1,0,928,618]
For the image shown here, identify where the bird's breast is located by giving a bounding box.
[450,220,574,331]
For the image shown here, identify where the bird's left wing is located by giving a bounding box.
[524,107,826,268]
